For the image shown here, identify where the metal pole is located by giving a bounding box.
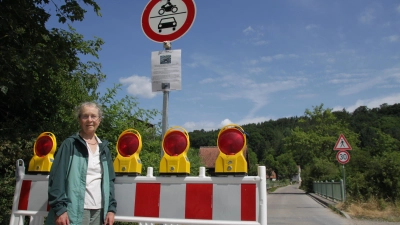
[340,179,344,201]
[342,164,346,201]
[161,90,169,157]
[159,40,172,225]
[160,40,172,157]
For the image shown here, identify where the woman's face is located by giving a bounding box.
[79,105,101,135]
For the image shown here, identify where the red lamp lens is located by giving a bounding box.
[35,136,53,157]
[218,129,245,155]
[118,133,139,157]
[163,131,187,156]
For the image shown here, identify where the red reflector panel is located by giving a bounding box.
[18,180,31,210]
[241,184,256,221]
[35,136,53,157]
[185,184,213,219]
[134,183,160,217]
[118,133,139,157]
[163,131,187,156]
[218,129,245,155]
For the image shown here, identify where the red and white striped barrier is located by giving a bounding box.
[10,160,267,225]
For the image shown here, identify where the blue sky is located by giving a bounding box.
[47,0,400,132]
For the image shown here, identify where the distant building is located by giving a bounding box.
[291,165,302,183]
[266,170,277,181]
[198,146,220,176]
[198,146,250,176]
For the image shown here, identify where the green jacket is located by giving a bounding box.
[46,133,117,225]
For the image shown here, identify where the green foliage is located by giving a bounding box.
[187,147,205,176]
[189,103,400,204]
[274,153,298,180]
[247,149,259,176]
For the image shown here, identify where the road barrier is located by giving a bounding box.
[10,159,267,225]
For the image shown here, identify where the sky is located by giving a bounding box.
[46,0,400,132]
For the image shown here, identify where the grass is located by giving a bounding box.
[336,198,400,222]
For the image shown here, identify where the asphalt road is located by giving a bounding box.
[267,184,353,225]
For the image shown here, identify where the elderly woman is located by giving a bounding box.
[46,102,117,225]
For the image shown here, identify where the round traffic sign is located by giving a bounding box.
[336,151,350,164]
[141,0,196,43]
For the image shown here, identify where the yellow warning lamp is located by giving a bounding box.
[28,132,57,173]
[159,126,190,176]
[113,129,143,176]
[215,124,248,176]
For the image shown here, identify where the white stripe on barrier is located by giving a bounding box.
[159,183,186,219]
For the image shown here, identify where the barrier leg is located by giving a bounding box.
[9,215,25,225]
[30,215,45,225]
[258,166,267,225]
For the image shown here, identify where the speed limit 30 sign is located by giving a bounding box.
[336,151,350,164]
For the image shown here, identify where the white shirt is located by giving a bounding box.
[84,138,103,209]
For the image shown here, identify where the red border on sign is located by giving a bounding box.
[333,134,352,151]
[336,151,350,164]
[141,0,196,43]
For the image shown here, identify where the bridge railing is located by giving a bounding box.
[313,180,344,202]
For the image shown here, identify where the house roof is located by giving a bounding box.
[199,146,219,168]
[199,146,249,168]
[266,170,276,179]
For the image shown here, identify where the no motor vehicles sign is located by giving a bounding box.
[141,0,196,43]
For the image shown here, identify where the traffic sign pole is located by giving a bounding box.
[160,42,171,157]
[161,90,168,157]
[342,164,346,201]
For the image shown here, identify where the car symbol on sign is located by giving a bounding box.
[158,17,177,33]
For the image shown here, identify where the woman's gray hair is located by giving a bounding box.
[75,102,103,119]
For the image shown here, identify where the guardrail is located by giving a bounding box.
[313,180,345,202]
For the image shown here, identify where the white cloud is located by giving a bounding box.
[181,121,219,132]
[358,7,376,24]
[119,75,157,99]
[383,35,399,43]
[243,26,254,35]
[199,78,216,84]
[237,116,272,126]
[327,58,336,64]
[261,56,273,62]
[305,24,318,30]
[295,93,316,99]
[260,54,298,63]
[220,119,234,127]
[254,40,268,45]
[248,67,265,74]
[331,67,400,96]
[333,93,400,112]
[242,26,268,46]
[181,117,273,132]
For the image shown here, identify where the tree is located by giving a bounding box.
[274,153,298,180]
[283,104,358,191]
[247,148,259,176]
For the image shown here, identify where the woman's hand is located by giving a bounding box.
[55,212,69,225]
[104,212,115,225]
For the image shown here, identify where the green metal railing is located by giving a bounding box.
[313,180,345,202]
